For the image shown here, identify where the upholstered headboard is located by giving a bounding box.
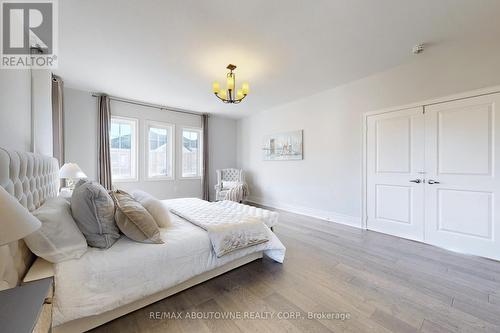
[0,148,59,290]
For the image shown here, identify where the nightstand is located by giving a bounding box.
[0,277,53,333]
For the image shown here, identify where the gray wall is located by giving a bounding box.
[208,116,237,201]
[109,99,202,199]
[64,87,238,200]
[237,37,500,227]
[64,88,98,179]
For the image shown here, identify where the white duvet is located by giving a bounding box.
[212,200,279,228]
[53,214,286,326]
[166,198,271,257]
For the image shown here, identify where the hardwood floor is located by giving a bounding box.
[90,210,500,333]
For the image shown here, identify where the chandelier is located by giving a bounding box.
[212,64,249,104]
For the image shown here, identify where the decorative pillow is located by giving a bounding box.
[25,197,88,263]
[71,179,120,249]
[132,190,173,228]
[111,190,163,244]
[223,181,239,189]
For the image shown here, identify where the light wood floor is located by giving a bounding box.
[90,210,500,333]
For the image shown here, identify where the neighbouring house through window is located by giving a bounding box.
[182,128,202,178]
[146,121,174,179]
[110,116,138,181]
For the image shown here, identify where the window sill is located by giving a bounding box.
[144,177,175,182]
[180,176,202,180]
[113,178,139,183]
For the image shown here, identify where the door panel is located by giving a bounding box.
[367,107,425,241]
[375,185,411,223]
[437,189,492,239]
[425,93,500,260]
[376,116,411,173]
[437,104,492,175]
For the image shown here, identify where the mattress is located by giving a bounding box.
[52,214,285,326]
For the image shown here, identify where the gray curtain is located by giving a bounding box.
[97,95,113,190]
[202,114,209,201]
[51,75,64,166]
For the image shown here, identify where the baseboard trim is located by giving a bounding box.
[246,196,362,228]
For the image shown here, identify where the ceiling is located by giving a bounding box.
[56,0,500,118]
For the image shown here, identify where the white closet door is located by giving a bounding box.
[425,93,500,260]
[366,107,425,241]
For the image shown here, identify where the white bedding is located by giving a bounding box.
[165,198,271,257]
[53,213,286,326]
[212,200,279,228]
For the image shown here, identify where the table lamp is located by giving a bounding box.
[59,163,87,190]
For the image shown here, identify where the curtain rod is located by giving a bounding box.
[91,93,206,117]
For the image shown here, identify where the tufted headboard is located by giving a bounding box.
[0,148,59,290]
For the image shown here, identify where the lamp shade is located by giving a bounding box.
[0,186,41,246]
[59,163,87,179]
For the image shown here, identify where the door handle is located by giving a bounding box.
[427,179,440,184]
[409,179,421,183]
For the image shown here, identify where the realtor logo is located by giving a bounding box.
[1,0,58,68]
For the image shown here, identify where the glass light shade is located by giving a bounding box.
[218,90,227,99]
[242,82,249,95]
[236,89,244,100]
[0,186,41,246]
[226,75,235,90]
[59,163,87,179]
[212,82,220,93]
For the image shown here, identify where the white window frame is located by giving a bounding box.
[145,120,175,181]
[180,127,203,179]
[110,116,138,182]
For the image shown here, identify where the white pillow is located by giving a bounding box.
[25,197,88,263]
[223,181,239,189]
[132,190,173,228]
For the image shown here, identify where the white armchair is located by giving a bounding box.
[215,168,247,202]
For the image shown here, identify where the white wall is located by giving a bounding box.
[64,87,238,200]
[0,69,53,155]
[237,38,500,227]
[0,71,32,151]
[208,116,237,201]
[32,70,53,156]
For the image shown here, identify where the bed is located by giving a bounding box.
[0,148,286,333]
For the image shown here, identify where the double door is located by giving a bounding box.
[366,93,500,260]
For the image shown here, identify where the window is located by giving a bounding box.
[146,121,174,179]
[182,128,202,178]
[110,117,138,181]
